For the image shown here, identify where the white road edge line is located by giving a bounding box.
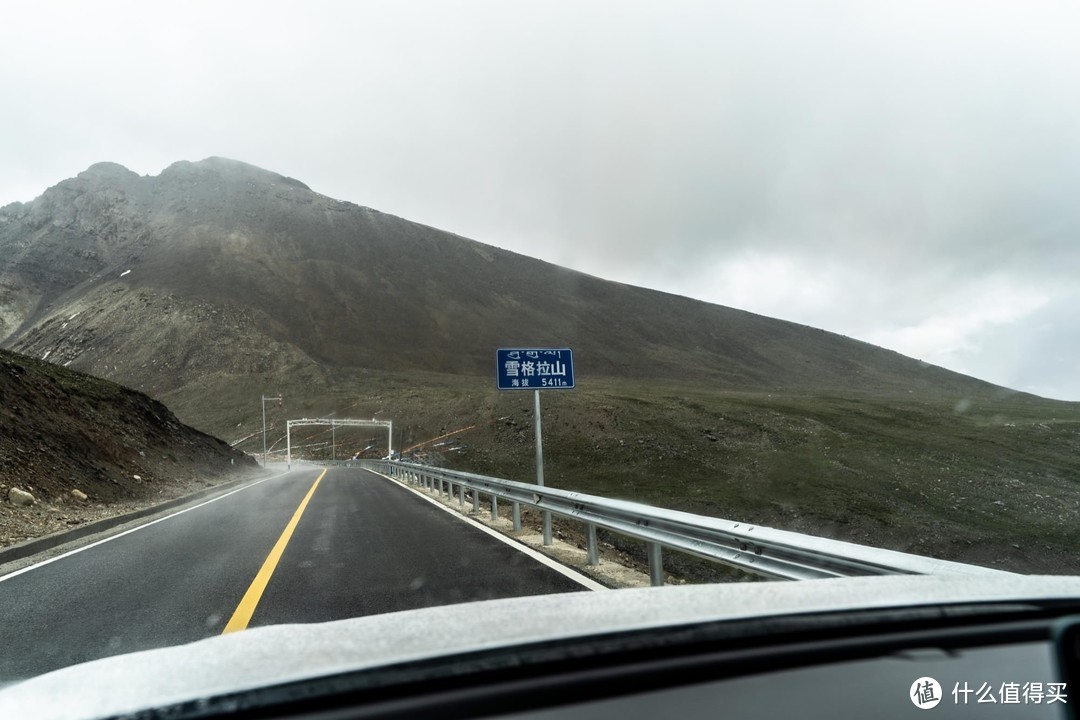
[0,468,298,584]
[367,469,608,592]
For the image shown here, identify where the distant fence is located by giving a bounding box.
[360,460,1008,584]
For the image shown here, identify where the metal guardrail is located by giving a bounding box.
[360,460,1008,584]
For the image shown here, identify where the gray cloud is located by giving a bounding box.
[2,0,1078,397]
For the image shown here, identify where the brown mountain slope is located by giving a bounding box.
[0,157,1016,401]
[0,347,257,547]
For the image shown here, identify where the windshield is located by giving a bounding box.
[2,0,1079,714]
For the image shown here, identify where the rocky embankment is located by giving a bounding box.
[0,348,258,548]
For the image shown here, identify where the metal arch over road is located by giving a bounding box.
[286,418,393,468]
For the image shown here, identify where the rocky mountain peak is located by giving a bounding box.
[160,157,311,192]
[76,162,139,181]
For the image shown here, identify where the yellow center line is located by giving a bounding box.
[222,468,327,634]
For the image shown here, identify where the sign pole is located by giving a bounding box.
[534,389,552,546]
[534,389,544,488]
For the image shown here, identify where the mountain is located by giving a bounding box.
[0,346,256,547]
[0,157,1011,400]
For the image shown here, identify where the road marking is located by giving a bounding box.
[222,469,326,633]
[365,470,608,592]
[0,468,295,584]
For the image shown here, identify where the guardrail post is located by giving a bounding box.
[472,489,480,513]
[543,511,553,546]
[647,542,664,586]
[586,523,599,566]
[491,495,498,521]
[512,502,521,531]
[458,484,465,505]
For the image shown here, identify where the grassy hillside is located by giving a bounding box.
[168,369,1080,575]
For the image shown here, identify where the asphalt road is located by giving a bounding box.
[0,467,588,681]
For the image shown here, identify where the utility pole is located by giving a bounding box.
[262,395,282,467]
[326,410,336,463]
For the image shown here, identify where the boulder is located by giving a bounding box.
[71,489,88,501]
[8,487,35,506]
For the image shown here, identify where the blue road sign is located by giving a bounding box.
[496,348,574,390]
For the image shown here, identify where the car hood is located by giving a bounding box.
[4,574,1080,720]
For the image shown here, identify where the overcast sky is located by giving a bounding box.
[2,1,1078,399]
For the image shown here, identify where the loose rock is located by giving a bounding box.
[71,489,88,501]
[9,487,35,506]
